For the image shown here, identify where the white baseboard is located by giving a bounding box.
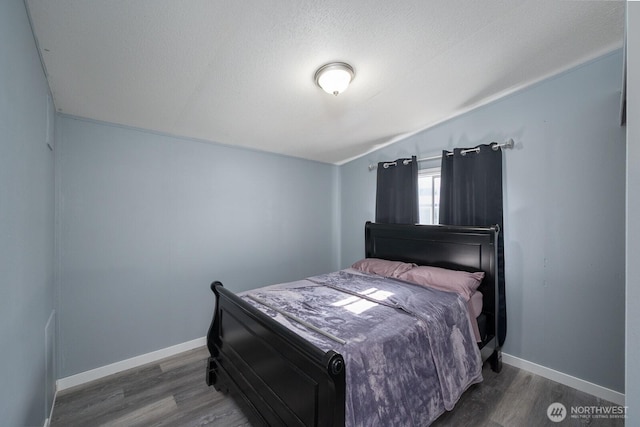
[56,336,206,392]
[502,353,625,406]
[53,338,624,407]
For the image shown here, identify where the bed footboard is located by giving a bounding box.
[206,281,346,427]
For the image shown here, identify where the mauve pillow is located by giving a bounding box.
[351,258,416,278]
[397,265,484,301]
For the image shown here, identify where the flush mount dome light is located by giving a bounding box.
[314,62,355,96]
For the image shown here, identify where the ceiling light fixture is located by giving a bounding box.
[314,62,355,96]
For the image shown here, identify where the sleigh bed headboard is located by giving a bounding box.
[364,221,499,351]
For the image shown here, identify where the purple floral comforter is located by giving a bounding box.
[241,269,482,426]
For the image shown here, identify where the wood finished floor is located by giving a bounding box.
[51,346,624,427]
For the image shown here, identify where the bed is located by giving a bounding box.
[205,222,502,426]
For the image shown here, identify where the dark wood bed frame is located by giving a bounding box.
[206,222,502,426]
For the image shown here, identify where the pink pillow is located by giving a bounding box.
[397,265,484,301]
[351,258,416,278]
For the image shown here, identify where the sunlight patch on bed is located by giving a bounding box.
[332,288,394,314]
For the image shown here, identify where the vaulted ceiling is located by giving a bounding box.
[26,0,625,164]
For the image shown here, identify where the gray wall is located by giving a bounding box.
[0,0,56,426]
[56,116,339,377]
[627,1,639,420]
[340,50,626,392]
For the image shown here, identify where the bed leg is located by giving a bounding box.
[206,356,217,387]
[489,349,502,373]
[490,349,502,373]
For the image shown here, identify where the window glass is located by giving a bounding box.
[418,168,440,225]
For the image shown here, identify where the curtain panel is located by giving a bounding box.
[375,156,418,224]
[439,144,507,347]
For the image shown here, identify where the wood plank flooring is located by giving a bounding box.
[50,347,624,426]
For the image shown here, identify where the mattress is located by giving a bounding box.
[241,269,483,426]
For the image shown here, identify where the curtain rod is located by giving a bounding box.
[367,138,515,171]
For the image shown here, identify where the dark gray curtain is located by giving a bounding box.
[375,156,418,224]
[439,144,507,347]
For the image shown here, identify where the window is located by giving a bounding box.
[418,167,440,225]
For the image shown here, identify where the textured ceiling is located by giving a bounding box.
[26,0,624,164]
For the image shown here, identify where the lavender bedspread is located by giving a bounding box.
[241,269,482,426]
